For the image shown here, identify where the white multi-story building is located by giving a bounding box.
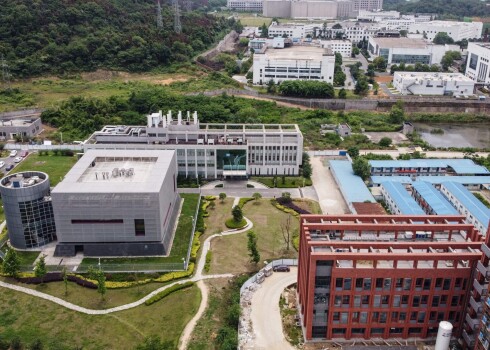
[253,45,336,84]
[368,37,461,65]
[268,23,314,40]
[466,42,490,84]
[321,39,352,57]
[393,72,475,96]
[352,0,382,13]
[85,111,304,179]
[227,0,263,11]
[357,10,400,22]
[379,18,415,31]
[409,21,483,42]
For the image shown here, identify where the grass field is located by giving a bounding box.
[203,197,235,238]
[12,153,78,186]
[81,193,200,266]
[208,198,301,275]
[0,284,201,349]
[251,176,312,188]
[0,247,40,266]
[0,276,170,310]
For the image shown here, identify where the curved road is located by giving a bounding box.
[250,267,297,350]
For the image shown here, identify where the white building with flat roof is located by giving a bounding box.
[409,21,483,42]
[268,23,314,40]
[85,111,304,179]
[368,37,461,65]
[393,72,475,96]
[321,39,352,57]
[465,42,490,84]
[227,0,263,11]
[357,10,400,22]
[253,45,335,84]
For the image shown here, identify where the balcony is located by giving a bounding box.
[463,329,476,347]
[471,296,484,313]
[478,261,490,279]
[467,313,480,330]
[482,244,490,259]
[474,279,489,296]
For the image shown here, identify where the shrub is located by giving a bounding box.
[204,251,212,272]
[275,198,311,215]
[225,218,247,229]
[145,281,195,306]
[238,197,254,208]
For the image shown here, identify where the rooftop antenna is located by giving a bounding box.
[1,55,11,91]
[156,0,164,29]
[173,0,182,34]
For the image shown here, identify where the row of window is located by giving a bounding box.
[331,293,464,308]
[330,310,461,324]
[331,277,467,292]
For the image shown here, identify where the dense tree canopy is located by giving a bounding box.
[0,0,234,77]
[383,0,490,18]
[278,80,335,98]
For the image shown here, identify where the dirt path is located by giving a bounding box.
[179,280,208,350]
[236,94,314,110]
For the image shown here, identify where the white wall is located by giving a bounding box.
[393,72,475,96]
[466,42,490,84]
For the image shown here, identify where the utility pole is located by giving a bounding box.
[173,0,182,34]
[156,0,163,29]
[1,55,11,91]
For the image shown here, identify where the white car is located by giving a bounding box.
[0,161,5,168]
[9,150,17,157]
[14,157,22,163]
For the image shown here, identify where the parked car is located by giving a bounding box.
[9,150,17,157]
[6,164,14,171]
[14,157,22,163]
[0,161,5,168]
[273,265,290,272]
[20,150,28,157]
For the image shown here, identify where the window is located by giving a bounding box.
[443,279,451,290]
[135,219,145,236]
[344,278,352,290]
[423,278,431,290]
[432,296,440,307]
[376,278,383,290]
[403,278,412,291]
[415,278,423,289]
[336,278,343,289]
[364,278,372,291]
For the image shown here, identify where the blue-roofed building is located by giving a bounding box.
[440,181,490,235]
[411,182,459,216]
[329,160,375,213]
[369,159,490,176]
[380,181,425,215]
[371,175,490,188]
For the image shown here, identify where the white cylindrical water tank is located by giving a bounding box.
[435,321,453,350]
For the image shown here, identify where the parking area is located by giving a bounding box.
[0,149,28,174]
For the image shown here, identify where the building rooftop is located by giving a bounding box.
[52,150,175,194]
[370,37,428,49]
[0,171,48,189]
[369,159,490,175]
[381,181,425,215]
[441,181,490,231]
[330,160,376,204]
[261,46,330,60]
[371,175,490,185]
[394,71,474,82]
[0,118,39,127]
[351,202,386,215]
[412,181,459,215]
[416,20,481,28]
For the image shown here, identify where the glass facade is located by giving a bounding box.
[217,149,247,171]
[18,197,56,248]
[391,54,430,64]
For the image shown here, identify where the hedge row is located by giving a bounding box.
[145,281,195,306]
[276,198,312,215]
[204,251,212,273]
[15,272,97,289]
[238,197,254,208]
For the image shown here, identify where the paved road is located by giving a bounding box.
[250,268,297,350]
[310,156,349,214]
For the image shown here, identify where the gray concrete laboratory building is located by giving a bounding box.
[0,171,56,249]
[52,149,180,257]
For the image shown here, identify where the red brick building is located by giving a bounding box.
[297,214,486,341]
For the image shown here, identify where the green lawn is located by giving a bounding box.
[251,176,312,188]
[81,193,200,267]
[0,198,5,223]
[12,153,78,186]
[0,246,40,266]
[0,284,201,349]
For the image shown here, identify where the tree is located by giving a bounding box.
[441,50,462,71]
[302,152,312,179]
[354,78,369,95]
[379,137,392,147]
[232,205,243,223]
[247,231,260,264]
[389,101,405,124]
[332,23,342,29]
[208,200,216,210]
[61,266,69,295]
[347,146,359,158]
[252,192,262,201]
[266,79,276,93]
[280,214,293,251]
[338,88,347,99]
[400,30,408,37]
[352,46,360,57]
[372,56,387,71]
[219,192,227,202]
[280,192,292,203]
[433,32,454,45]
[3,248,20,277]
[89,267,107,300]
[335,52,343,66]
[352,157,370,181]
[260,23,268,38]
[34,255,47,284]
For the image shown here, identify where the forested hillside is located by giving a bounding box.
[384,0,490,18]
[0,0,236,77]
